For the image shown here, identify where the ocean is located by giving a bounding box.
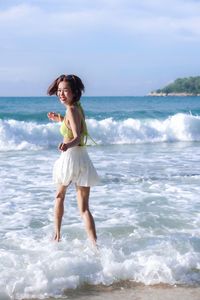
[0,96,200,300]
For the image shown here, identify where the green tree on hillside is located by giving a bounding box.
[155,76,200,95]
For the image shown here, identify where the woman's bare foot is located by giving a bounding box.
[53,232,61,242]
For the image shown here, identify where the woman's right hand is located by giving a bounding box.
[47,112,62,122]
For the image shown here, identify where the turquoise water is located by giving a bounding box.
[0,96,200,299]
[1,96,200,122]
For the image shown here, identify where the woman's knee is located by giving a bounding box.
[55,187,66,203]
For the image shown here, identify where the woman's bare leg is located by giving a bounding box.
[76,185,97,246]
[54,184,67,242]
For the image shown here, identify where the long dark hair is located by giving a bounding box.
[47,74,85,102]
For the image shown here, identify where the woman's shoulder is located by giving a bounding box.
[68,104,78,112]
[67,105,81,120]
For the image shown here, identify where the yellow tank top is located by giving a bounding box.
[59,103,88,146]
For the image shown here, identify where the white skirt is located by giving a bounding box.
[53,146,99,187]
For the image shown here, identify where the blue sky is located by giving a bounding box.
[0,0,200,96]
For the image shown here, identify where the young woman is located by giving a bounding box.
[47,74,99,246]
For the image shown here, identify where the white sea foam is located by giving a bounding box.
[0,113,200,151]
[0,234,200,300]
[1,142,200,299]
[0,119,58,151]
[1,118,200,299]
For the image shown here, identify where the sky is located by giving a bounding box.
[0,0,200,96]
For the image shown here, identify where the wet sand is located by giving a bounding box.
[64,285,200,300]
[26,283,200,300]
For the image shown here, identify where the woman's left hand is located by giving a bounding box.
[58,143,68,152]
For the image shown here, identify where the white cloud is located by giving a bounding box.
[0,0,200,39]
[0,1,200,95]
[0,3,40,22]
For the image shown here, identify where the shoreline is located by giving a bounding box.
[148,92,200,96]
[23,284,200,300]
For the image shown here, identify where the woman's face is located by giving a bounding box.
[57,81,74,106]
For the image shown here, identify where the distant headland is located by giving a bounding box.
[148,76,200,96]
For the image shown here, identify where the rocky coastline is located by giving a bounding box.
[148,92,200,97]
